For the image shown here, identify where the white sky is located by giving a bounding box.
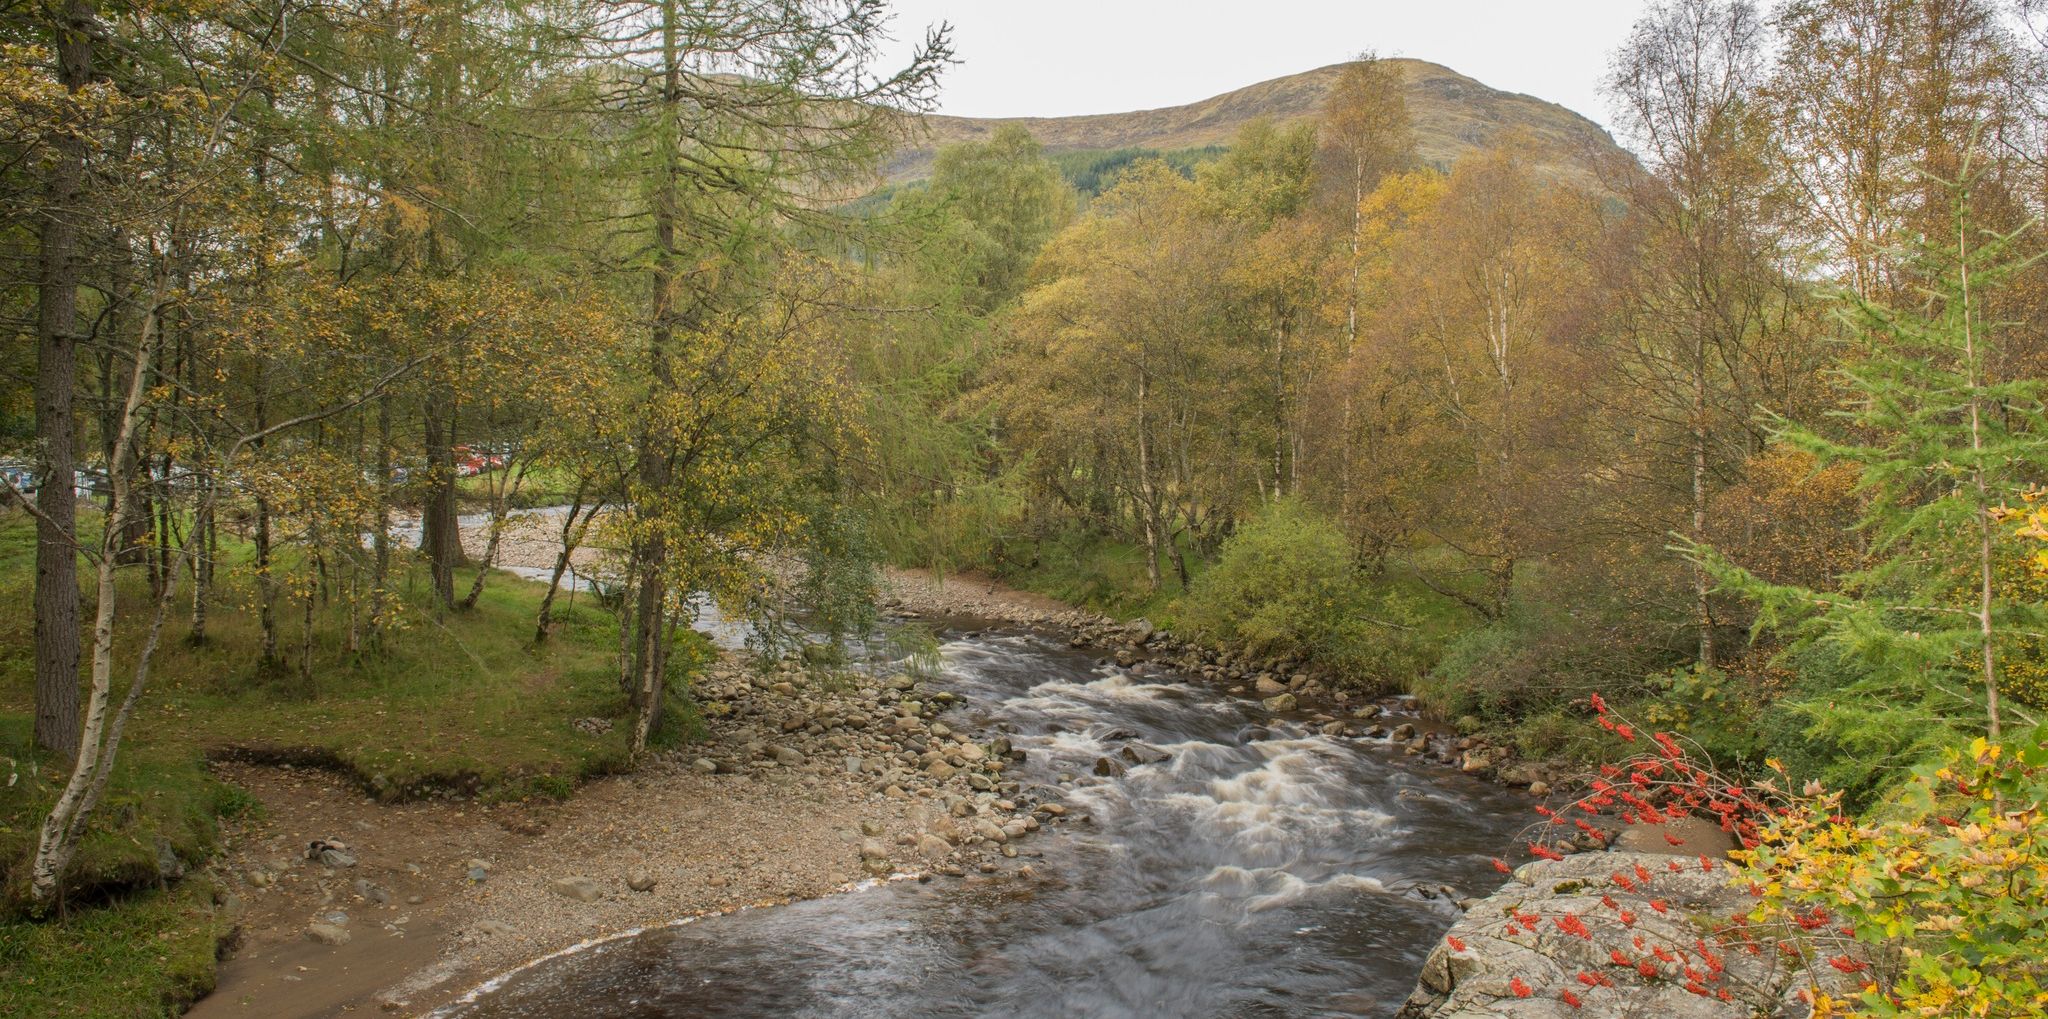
[878,1,1652,131]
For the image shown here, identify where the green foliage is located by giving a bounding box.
[0,880,230,1018]
[1175,501,1425,689]
[995,527,1192,620]
[1640,653,1898,808]
[917,126,1076,310]
[1691,173,2048,751]
[1196,119,1317,221]
[1047,144,1226,196]
[1741,733,2048,1018]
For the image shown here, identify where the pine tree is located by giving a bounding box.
[1690,157,2046,750]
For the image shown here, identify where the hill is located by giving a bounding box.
[885,58,1623,184]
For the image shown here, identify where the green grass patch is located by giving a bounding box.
[0,506,702,1013]
[0,716,237,909]
[0,880,231,1019]
[0,508,702,886]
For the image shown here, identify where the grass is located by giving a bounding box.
[0,509,694,1014]
[0,880,232,1019]
[453,464,585,510]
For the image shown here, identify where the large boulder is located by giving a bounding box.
[1395,852,1855,1019]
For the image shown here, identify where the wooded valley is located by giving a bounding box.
[4,1,2048,1016]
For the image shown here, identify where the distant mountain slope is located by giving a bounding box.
[885,58,1623,184]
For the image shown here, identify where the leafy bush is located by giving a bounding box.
[1477,696,2048,1018]
[1175,500,1423,689]
[1742,732,2048,1018]
[1417,593,1677,721]
[1644,648,1916,810]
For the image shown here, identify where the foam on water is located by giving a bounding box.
[443,621,1530,1019]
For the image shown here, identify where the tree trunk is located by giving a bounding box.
[535,486,596,645]
[1692,344,1714,669]
[630,0,685,755]
[461,454,526,610]
[255,489,279,669]
[421,402,461,610]
[31,0,96,760]
[1957,196,2000,740]
[1134,369,1163,593]
[367,394,393,646]
[31,285,171,911]
[189,468,212,644]
[299,556,318,693]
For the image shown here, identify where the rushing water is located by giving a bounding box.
[442,624,1527,1018]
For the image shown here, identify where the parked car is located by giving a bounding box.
[0,459,36,497]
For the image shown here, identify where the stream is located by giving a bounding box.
[440,622,1528,1018]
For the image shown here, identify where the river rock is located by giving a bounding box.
[1395,851,1856,1019]
[1118,742,1170,766]
[304,923,352,946]
[859,838,891,861]
[771,746,807,767]
[549,876,603,902]
[627,870,658,892]
[1254,675,1288,696]
[1261,693,1297,712]
[691,758,718,774]
[1390,722,1417,741]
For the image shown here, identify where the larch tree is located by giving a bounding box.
[565,0,948,752]
[1691,160,2045,754]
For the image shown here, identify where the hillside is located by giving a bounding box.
[885,58,1623,183]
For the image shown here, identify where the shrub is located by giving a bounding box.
[1741,732,2048,1018]
[1175,499,1352,655]
[1471,692,2048,1019]
[1175,500,1423,688]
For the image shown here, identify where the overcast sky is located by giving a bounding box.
[877,1,1651,131]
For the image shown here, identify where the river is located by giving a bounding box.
[438,621,1527,1018]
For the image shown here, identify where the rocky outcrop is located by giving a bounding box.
[1396,852,1854,1019]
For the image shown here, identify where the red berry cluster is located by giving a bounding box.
[1440,693,1842,1011]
